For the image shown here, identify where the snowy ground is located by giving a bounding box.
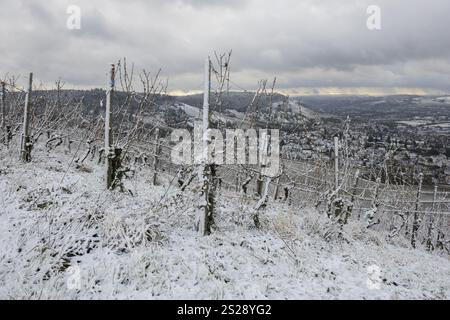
[0,144,449,300]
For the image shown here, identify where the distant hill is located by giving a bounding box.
[22,89,287,116]
[176,91,287,113]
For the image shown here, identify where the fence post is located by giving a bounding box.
[105,64,115,189]
[256,174,264,197]
[363,176,381,228]
[411,173,423,248]
[426,185,438,251]
[20,73,33,162]
[235,172,240,192]
[435,188,444,251]
[373,177,381,207]
[197,57,213,236]
[334,136,339,192]
[152,127,160,186]
[273,177,280,200]
[1,81,5,145]
[347,169,360,221]
[436,214,445,251]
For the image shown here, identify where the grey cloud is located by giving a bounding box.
[1,0,449,94]
[175,0,245,8]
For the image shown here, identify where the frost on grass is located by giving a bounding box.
[0,146,449,300]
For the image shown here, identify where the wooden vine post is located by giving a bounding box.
[20,73,33,162]
[197,57,213,236]
[1,81,5,145]
[152,127,160,186]
[426,185,438,251]
[334,136,339,192]
[411,173,423,248]
[105,64,116,189]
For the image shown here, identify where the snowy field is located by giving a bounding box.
[0,144,449,300]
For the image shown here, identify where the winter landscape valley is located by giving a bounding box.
[0,86,449,300]
[1,0,450,302]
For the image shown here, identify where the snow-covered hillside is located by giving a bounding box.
[287,99,320,120]
[0,145,449,300]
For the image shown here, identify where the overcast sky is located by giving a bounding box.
[1,0,450,95]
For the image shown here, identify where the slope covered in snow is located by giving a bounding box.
[0,145,449,300]
[287,99,320,120]
[176,102,202,119]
